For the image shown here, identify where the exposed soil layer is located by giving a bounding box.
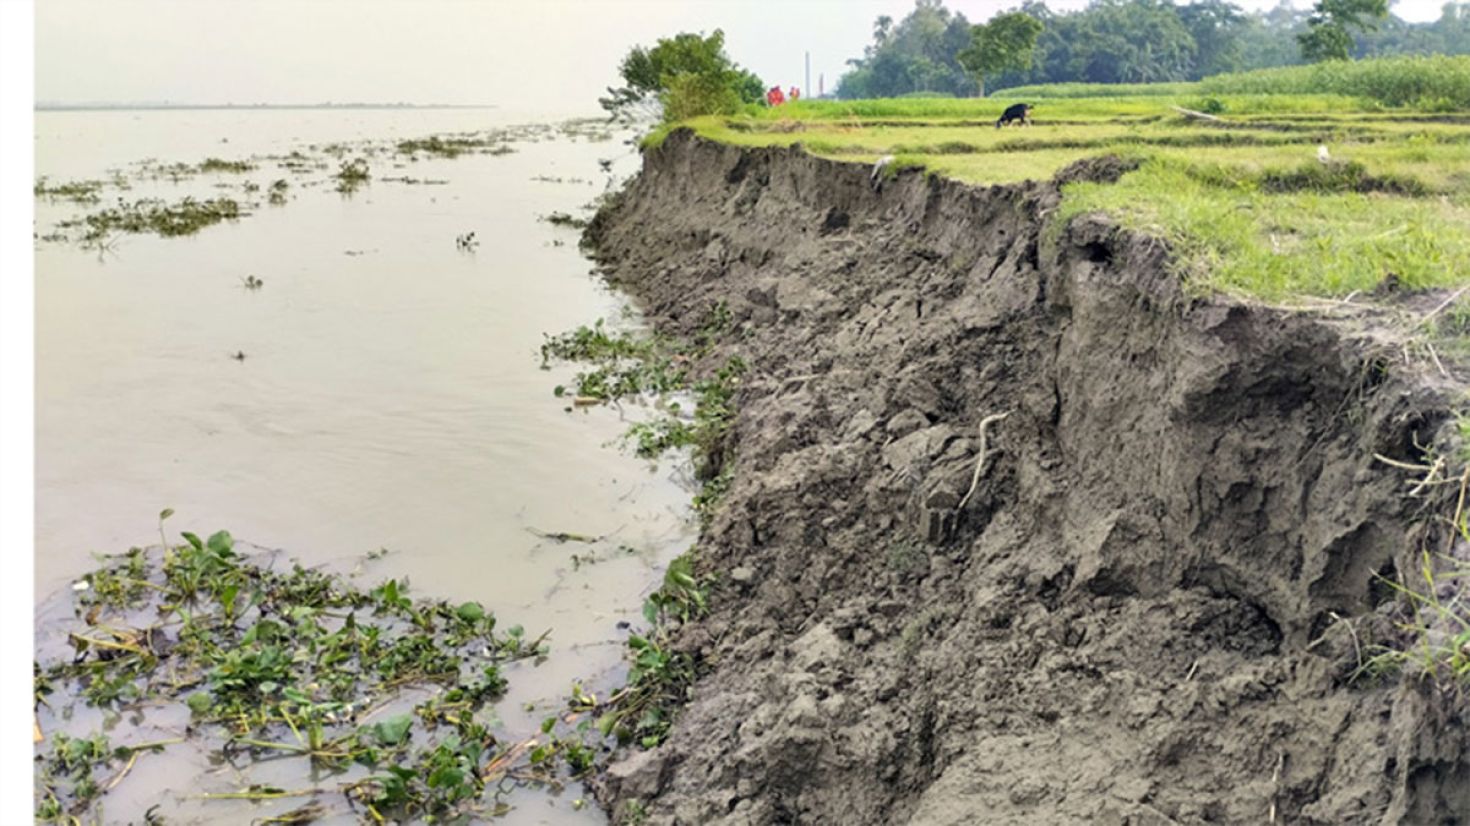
[584,129,1470,825]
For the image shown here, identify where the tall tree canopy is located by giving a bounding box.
[1298,0,1390,60]
[839,0,978,98]
[601,30,763,120]
[957,12,1045,95]
[836,0,1470,98]
[1068,0,1199,82]
[1179,0,1249,75]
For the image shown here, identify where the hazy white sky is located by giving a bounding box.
[36,0,1452,109]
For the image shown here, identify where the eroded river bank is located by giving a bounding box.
[582,130,1470,824]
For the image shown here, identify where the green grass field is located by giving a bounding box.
[660,57,1470,300]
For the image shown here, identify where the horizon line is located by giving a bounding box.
[35,102,500,111]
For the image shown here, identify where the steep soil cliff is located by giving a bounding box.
[585,129,1470,825]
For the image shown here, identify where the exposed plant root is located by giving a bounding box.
[956,412,1010,512]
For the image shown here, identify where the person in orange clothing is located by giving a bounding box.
[766,86,786,106]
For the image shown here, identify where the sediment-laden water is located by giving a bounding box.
[34,107,693,824]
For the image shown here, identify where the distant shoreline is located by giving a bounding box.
[35,103,498,112]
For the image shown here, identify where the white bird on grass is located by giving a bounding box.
[1317,144,1332,164]
[871,154,895,191]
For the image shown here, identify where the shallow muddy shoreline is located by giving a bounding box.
[583,129,1470,824]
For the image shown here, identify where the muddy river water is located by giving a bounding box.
[34,107,694,823]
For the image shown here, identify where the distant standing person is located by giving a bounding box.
[789,87,800,101]
[767,86,786,107]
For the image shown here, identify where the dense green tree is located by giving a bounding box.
[601,30,763,120]
[957,12,1045,95]
[839,0,977,98]
[1298,0,1390,60]
[1356,3,1470,56]
[1235,2,1308,71]
[835,0,1470,97]
[1180,0,1249,75]
[1072,0,1199,82]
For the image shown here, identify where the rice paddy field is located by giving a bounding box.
[658,57,1470,301]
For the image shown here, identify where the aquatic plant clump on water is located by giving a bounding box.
[31,517,608,823]
[197,157,257,174]
[396,135,516,158]
[56,197,244,242]
[542,303,743,506]
[533,306,744,756]
[334,158,372,194]
[33,177,105,204]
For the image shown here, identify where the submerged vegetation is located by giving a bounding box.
[31,517,608,823]
[36,305,740,817]
[30,110,699,820]
[541,318,688,402]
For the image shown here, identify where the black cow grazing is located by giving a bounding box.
[996,102,1033,128]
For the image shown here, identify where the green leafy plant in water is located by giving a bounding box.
[36,521,564,821]
[35,731,113,822]
[642,554,709,626]
[334,158,371,194]
[625,418,695,459]
[541,310,745,760]
[396,134,516,158]
[198,158,256,174]
[58,197,243,242]
[541,320,688,402]
[540,318,652,364]
[34,177,104,204]
[592,630,696,750]
[570,551,708,753]
[541,211,589,229]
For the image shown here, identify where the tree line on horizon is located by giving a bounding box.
[837,0,1470,97]
[598,0,1469,120]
